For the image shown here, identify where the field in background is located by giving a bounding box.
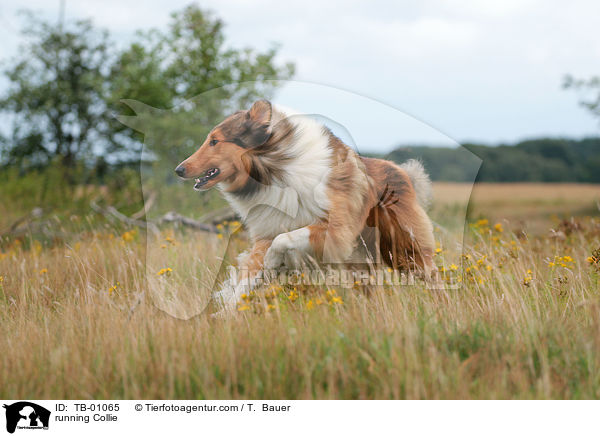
[435,183,600,234]
[1,183,599,399]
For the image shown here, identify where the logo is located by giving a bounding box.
[3,402,50,434]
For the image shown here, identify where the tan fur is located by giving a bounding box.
[361,157,435,275]
[307,151,436,276]
[238,239,272,281]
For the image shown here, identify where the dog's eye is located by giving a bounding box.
[210,139,219,146]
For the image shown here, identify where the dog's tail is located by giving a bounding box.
[400,159,432,210]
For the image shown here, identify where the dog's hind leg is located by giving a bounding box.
[373,202,436,279]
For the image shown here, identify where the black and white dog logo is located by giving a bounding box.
[3,402,50,433]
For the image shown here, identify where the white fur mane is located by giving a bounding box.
[220,106,332,240]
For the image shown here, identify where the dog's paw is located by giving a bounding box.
[264,244,286,271]
[212,280,235,305]
[210,290,239,318]
[264,233,292,269]
[264,230,310,270]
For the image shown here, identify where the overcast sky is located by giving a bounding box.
[1,0,599,152]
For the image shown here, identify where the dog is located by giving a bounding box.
[175,100,436,310]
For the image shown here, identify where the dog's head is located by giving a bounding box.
[175,100,273,191]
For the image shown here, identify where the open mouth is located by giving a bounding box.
[194,168,220,190]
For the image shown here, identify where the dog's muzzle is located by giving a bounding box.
[194,168,220,190]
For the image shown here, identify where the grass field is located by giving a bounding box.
[1,183,599,399]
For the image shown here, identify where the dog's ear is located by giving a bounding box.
[245,100,272,145]
[248,100,272,126]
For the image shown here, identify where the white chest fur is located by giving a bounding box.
[221,112,332,241]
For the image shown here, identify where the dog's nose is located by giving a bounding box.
[175,165,186,177]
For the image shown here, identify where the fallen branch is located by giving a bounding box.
[157,211,218,233]
[90,200,220,234]
[196,206,238,225]
[131,191,157,220]
[0,207,44,238]
[90,200,159,234]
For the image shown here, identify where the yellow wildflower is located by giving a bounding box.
[551,256,575,269]
[156,267,173,276]
[494,223,504,233]
[121,229,137,242]
[267,284,282,294]
[237,304,250,312]
[325,289,343,305]
[587,252,600,270]
[288,289,299,302]
[330,296,343,305]
[108,282,120,295]
[39,268,48,275]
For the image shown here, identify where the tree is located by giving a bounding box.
[0,12,112,177]
[564,75,600,122]
[0,5,295,180]
[108,4,295,165]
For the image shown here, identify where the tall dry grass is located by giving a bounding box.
[1,184,599,399]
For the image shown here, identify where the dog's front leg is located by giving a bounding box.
[264,219,361,270]
[213,239,272,314]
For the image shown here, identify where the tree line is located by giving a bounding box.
[385,137,600,183]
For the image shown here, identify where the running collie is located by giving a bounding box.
[175,100,436,308]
